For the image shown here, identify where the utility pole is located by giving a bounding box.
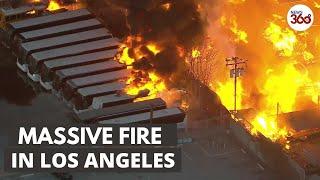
[226,57,247,113]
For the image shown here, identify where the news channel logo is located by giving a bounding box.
[287,4,314,31]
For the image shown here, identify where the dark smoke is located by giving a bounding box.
[88,0,207,82]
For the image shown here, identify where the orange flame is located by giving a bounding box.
[191,49,201,58]
[146,43,161,55]
[220,15,248,44]
[125,71,166,101]
[47,0,61,11]
[199,0,320,142]
[216,79,244,110]
[161,3,172,11]
[117,36,167,101]
[250,113,288,141]
[264,22,297,57]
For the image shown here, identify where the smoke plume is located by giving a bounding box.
[88,0,208,83]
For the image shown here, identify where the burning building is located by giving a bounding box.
[87,0,320,178]
[87,0,320,123]
[202,0,320,138]
[1,0,320,177]
[87,0,228,118]
[202,0,320,178]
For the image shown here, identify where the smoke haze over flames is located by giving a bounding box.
[90,0,207,103]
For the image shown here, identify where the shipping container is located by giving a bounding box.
[72,82,126,110]
[19,28,111,63]
[75,98,166,123]
[40,49,118,83]
[14,18,103,47]
[7,8,93,42]
[52,60,125,90]
[24,38,119,74]
[62,69,130,100]
[99,107,185,124]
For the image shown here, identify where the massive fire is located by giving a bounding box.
[89,0,320,142]
[264,22,296,57]
[194,0,320,142]
[220,15,248,44]
[216,79,244,111]
[261,63,314,113]
[250,113,288,142]
[117,36,167,101]
[125,71,166,101]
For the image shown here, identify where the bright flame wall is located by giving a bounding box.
[196,0,320,140]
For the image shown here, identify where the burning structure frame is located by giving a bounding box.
[229,108,320,180]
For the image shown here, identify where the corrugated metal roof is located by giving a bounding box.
[19,19,102,40]
[76,98,166,122]
[55,60,124,80]
[1,5,46,16]
[9,8,91,29]
[44,49,118,69]
[77,82,126,97]
[21,28,111,53]
[31,38,119,63]
[67,69,130,89]
[99,108,185,124]
[279,109,320,132]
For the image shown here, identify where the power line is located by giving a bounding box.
[225,57,247,112]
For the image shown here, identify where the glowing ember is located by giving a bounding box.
[180,99,189,110]
[27,10,36,15]
[47,0,61,11]
[176,46,185,57]
[285,144,290,150]
[191,49,201,58]
[161,3,172,11]
[146,43,161,55]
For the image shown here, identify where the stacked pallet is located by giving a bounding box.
[6,8,185,124]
